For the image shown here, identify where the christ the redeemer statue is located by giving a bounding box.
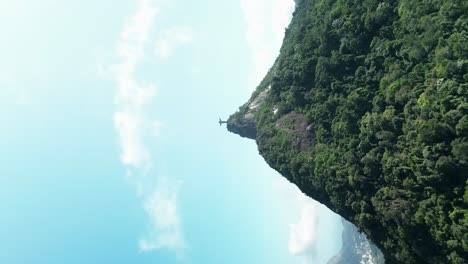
[218,118,227,126]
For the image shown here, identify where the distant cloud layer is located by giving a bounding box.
[110,0,185,254]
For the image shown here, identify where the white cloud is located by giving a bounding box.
[272,177,319,256]
[288,201,318,256]
[287,194,343,264]
[271,175,341,264]
[154,26,193,59]
[109,0,186,255]
[112,0,158,169]
[240,0,295,90]
[114,111,151,168]
[139,178,185,252]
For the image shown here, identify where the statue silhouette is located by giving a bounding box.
[218,118,227,126]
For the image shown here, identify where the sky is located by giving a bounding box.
[0,0,343,263]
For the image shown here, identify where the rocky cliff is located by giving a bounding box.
[228,0,467,263]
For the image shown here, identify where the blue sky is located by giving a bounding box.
[0,0,343,263]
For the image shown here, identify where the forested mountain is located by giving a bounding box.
[227,0,467,263]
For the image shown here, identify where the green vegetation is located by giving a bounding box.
[229,0,467,263]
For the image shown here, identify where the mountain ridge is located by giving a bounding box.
[228,0,467,263]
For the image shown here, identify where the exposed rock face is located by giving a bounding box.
[248,87,270,110]
[226,112,256,140]
[275,112,314,152]
[226,87,271,140]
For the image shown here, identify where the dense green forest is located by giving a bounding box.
[228,0,467,263]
